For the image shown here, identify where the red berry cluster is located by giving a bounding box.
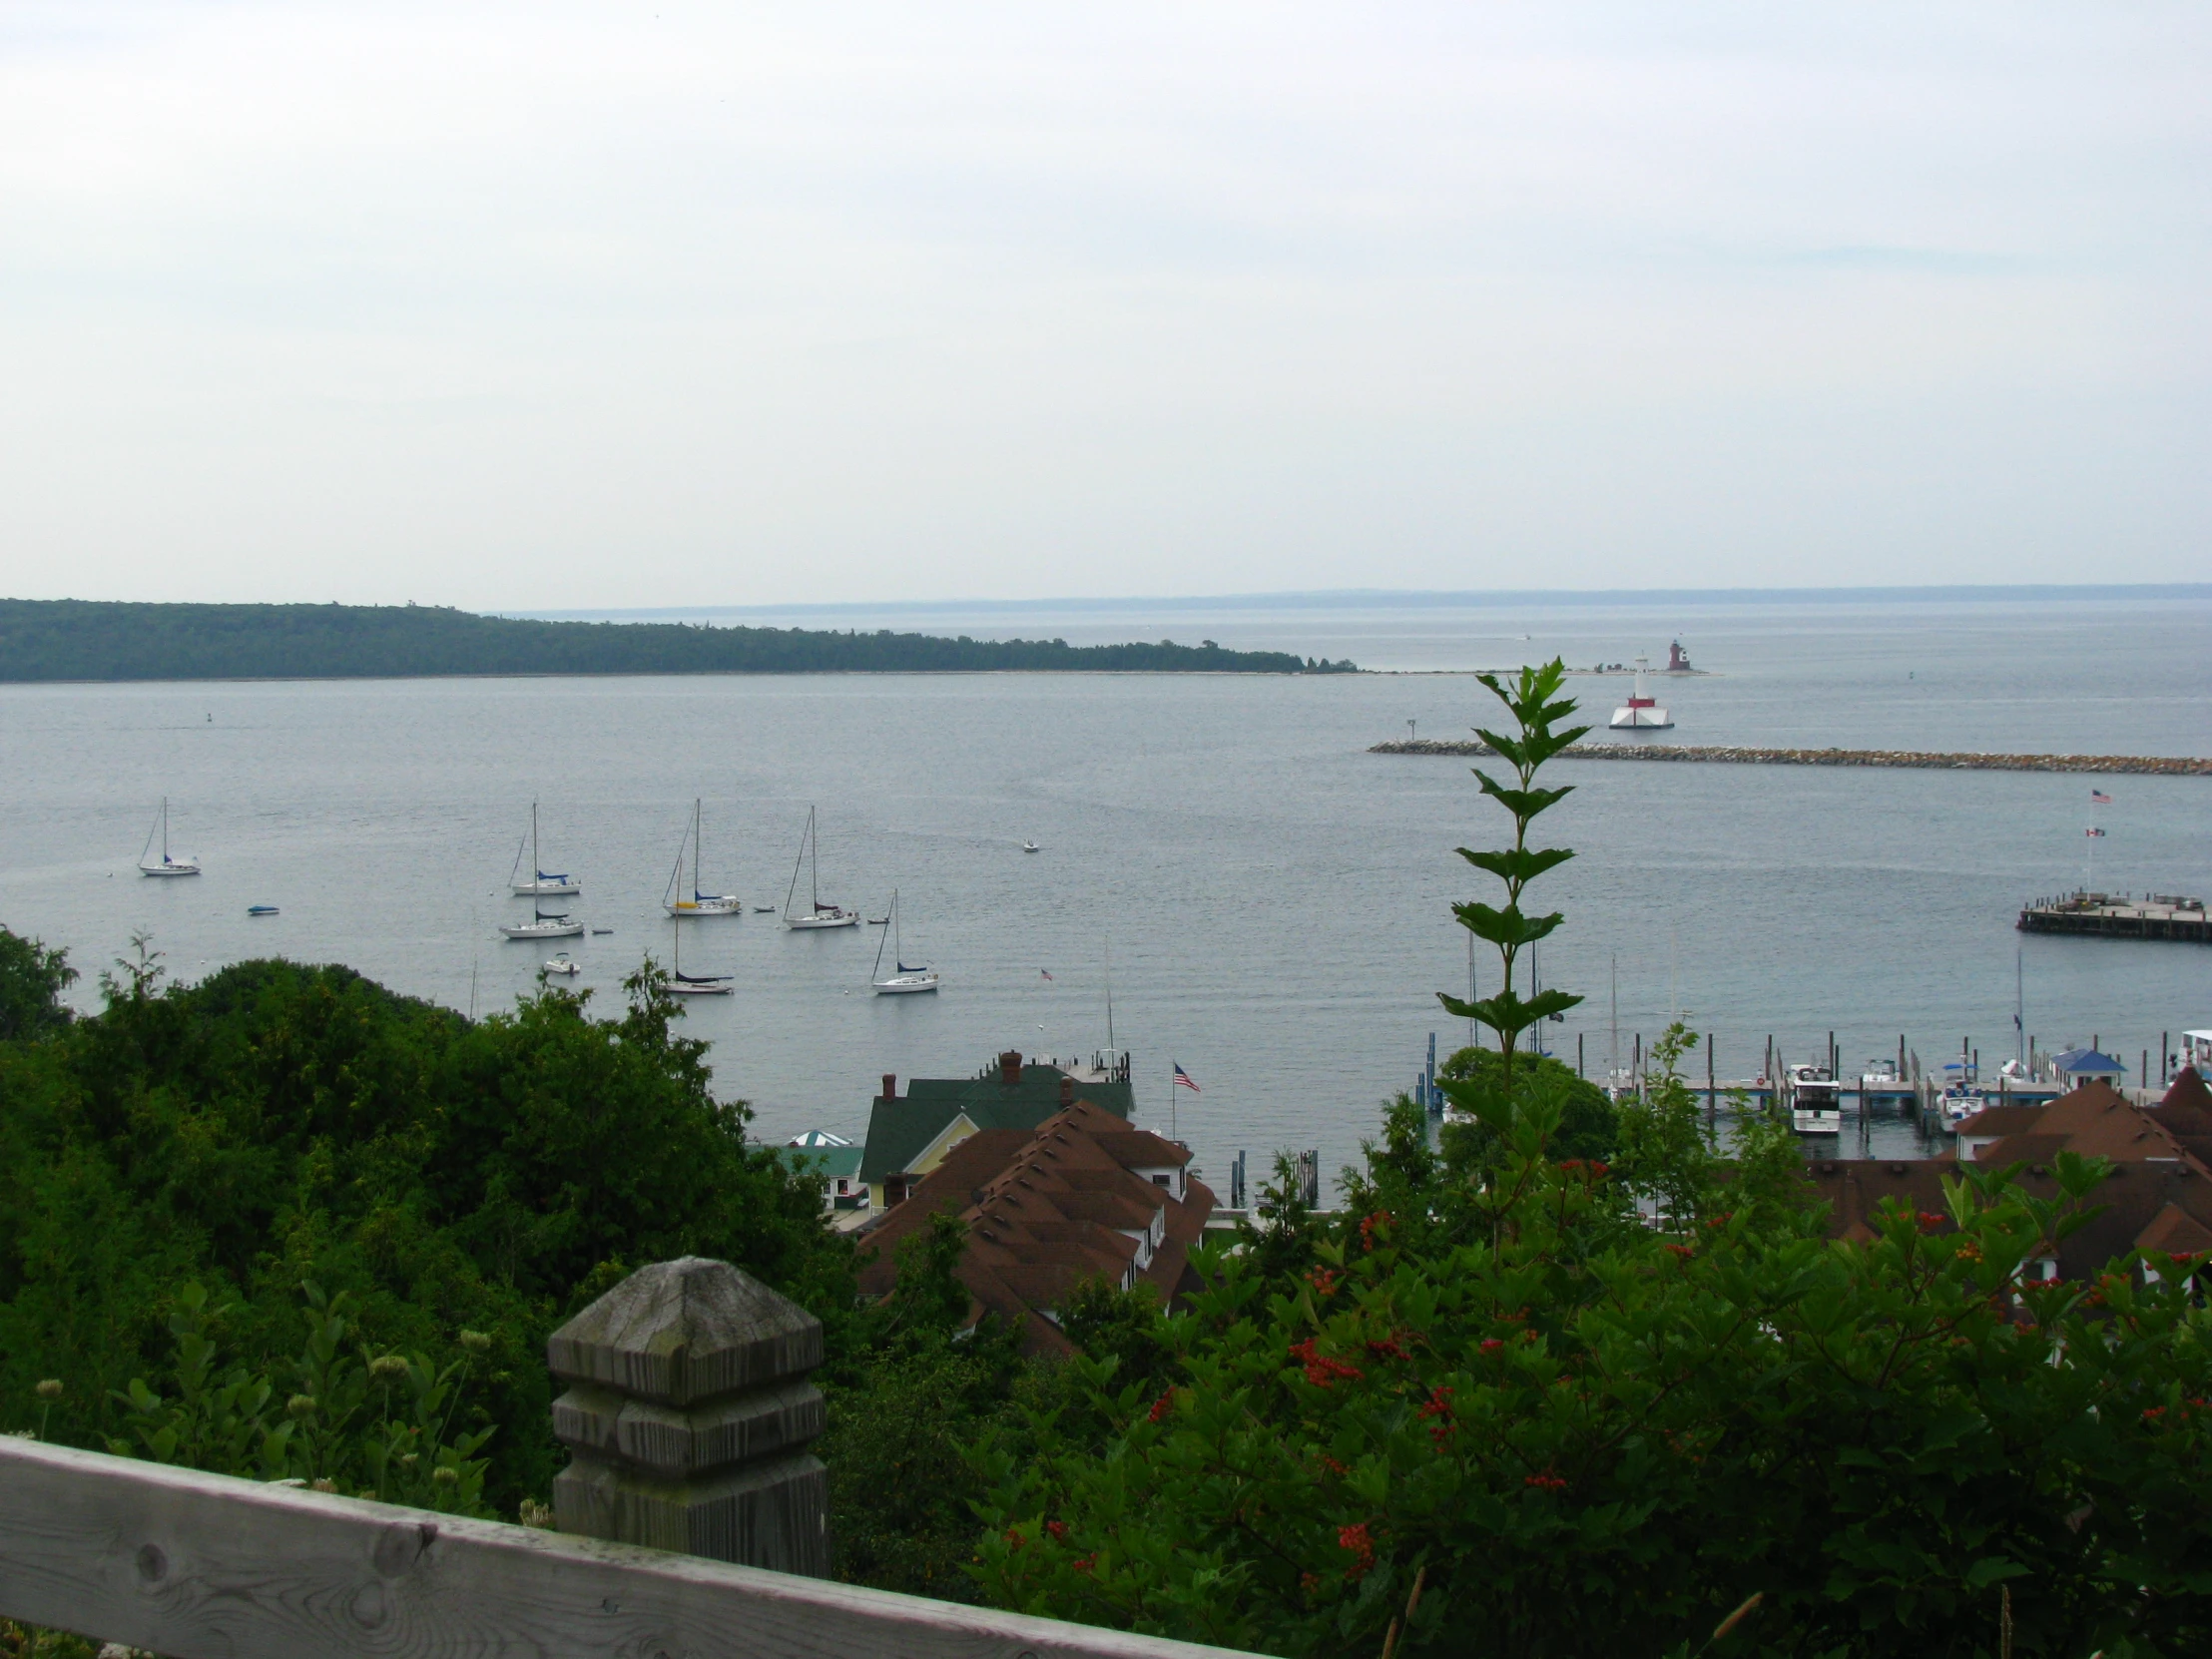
[1359,1210,1393,1249]
[1148,1388,1176,1422]
[1288,1339,1365,1388]
[1337,1521,1377,1578]
[1307,1267,1342,1297]
[1523,1470,1568,1491]
[1417,1384,1456,1446]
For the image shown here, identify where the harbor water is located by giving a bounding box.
[2,591,2208,1195]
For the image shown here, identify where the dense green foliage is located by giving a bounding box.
[0,599,1355,681]
[0,931,846,1511]
[972,1092,2212,1658]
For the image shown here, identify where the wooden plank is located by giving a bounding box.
[0,1438,1253,1659]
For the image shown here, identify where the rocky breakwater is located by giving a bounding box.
[1369,740,2212,777]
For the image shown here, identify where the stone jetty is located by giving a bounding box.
[1369,740,2212,777]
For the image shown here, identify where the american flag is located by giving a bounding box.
[2090,790,2113,805]
[1173,1063,1200,1093]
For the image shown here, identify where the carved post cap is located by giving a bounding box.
[548,1255,824,1406]
[549,1258,830,1576]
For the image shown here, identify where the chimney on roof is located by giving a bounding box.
[880,1073,896,1101]
[1059,1075,1074,1106]
[999,1049,1023,1087]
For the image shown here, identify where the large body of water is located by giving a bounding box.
[3,593,2208,1196]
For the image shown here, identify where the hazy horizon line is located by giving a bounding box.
[506,582,2212,621]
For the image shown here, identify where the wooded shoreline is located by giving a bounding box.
[0,599,1356,681]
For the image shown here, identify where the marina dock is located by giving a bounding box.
[2019,891,2209,943]
[1370,740,2212,777]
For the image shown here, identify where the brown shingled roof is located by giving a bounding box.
[1805,1157,2212,1282]
[1974,1081,2210,1176]
[855,1098,1217,1356]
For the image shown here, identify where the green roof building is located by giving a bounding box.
[859,1049,1137,1211]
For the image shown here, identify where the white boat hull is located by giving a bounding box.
[873,973,940,995]
[1792,1110,1843,1135]
[515,880,583,897]
[668,979,735,996]
[666,895,743,917]
[501,919,584,939]
[140,861,201,877]
[543,958,581,976]
[788,911,858,930]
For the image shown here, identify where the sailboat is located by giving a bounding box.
[663,800,742,917]
[501,806,584,938]
[509,804,581,896]
[138,799,201,876]
[870,889,939,995]
[665,914,734,996]
[783,808,858,929]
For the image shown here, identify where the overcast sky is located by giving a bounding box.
[1,3,2204,608]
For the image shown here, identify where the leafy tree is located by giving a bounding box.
[819,1209,1026,1600]
[0,942,847,1511]
[0,927,74,1041]
[1434,1046,1616,1169]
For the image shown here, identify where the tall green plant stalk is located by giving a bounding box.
[1438,659,1590,1109]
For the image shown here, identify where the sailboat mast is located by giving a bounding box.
[811,809,821,911]
[694,800,703,900]
[162,798,170,861]
[784,814,806,917]
[531,802,540,884]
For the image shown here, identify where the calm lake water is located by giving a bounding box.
[3,593,2208,1195]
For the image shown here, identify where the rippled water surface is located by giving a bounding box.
[3,594,2208,1193]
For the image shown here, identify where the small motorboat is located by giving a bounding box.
[247,905,279,916]
[752,904,778,913]
[591,927,614,935]
[1022,840,1041,853]
[543,953,581,976]
[866,915,889,926]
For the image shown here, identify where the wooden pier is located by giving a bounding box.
[1371,740,2212,778]
[2018,891,2209,943]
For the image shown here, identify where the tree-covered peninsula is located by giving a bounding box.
[0,599,1355,681]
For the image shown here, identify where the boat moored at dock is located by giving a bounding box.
[1786,1062,1842,1135]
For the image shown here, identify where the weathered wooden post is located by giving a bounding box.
[548,1256,830,1577]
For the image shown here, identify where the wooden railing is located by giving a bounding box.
[0,1255,1255,1658]
[0,1436,1241,1657]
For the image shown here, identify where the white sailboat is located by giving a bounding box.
[500,805,584,938]
[663,800,742,917]
[1608,657,1674,731]
[784,808,859,929]
[870,888,939,995]
[138,798,201,876]
[665,914,734,996]
[509,804,581,896]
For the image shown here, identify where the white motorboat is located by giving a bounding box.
[542,953,581,977]
[1022,840,1040,853]
[784,807,859,929]
[138,798,201,876]
[1608,657,1674,731]
[663,800,742,917]
[509,803,581,896]
[870,888,939,995]
[1787,1062,1842,1135]
[665,912,734,996]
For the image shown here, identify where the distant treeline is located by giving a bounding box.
[0,600,1358,682]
